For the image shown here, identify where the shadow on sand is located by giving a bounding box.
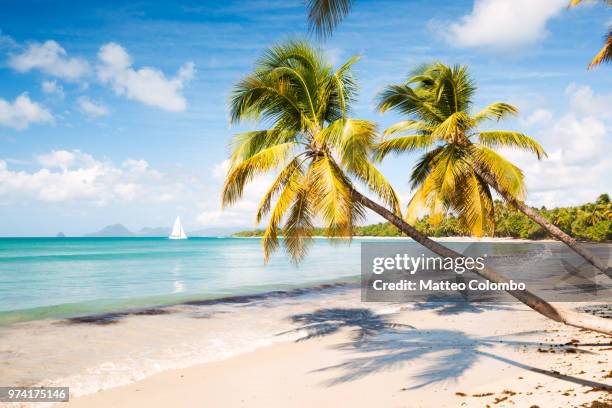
[282,307,611,390]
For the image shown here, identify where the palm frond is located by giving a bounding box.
[472,102,518,125]
[374,135,434,161]
[283,183,315,263]
[261,170,305,262]
[430,111,472,142]
[470,144,526,200]
[381,119,434,138]
[256,158,305,223]
[409,146,444,190]
[453,172,494,236]
[230,129,298,164]
[478,131,547,159]
[222,142,295,207]
[309,155,363,237]
[306,0,353,38]
[588,28,612,69]
[406,184,445,224]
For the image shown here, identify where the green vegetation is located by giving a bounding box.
[375,62,608,273]
[375,62,546,237]
[233,194,611,241]
[222,41,399,262]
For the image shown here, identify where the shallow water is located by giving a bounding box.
[0,237,364,324]
[0,238,609,324]
[0,238,609,401]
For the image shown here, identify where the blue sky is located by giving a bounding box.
[0,0,610,236]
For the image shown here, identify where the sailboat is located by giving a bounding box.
[168,216,188,240]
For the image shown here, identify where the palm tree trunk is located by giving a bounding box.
[472,165,611,279]
[351,189,612,335]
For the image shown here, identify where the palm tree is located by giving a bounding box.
[375,62,610,278]
[306,0,352,38]
[222,41,611,334]
[570,0,612,68]
[223,39,400,262]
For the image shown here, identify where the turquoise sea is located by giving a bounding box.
[0,237,363,324]
[1,237,610,326]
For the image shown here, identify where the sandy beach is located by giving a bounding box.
[58,287,611,408]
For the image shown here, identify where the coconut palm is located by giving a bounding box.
[306,0,352,38]
[223,41,611,334]
[223,40,400,262]
[570,0,612,68]
[375,62,610,278]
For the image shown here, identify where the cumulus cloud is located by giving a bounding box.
[97,42,195,112]
[438,0,566,49]
[520,109,553,127]
[503,84,611,207]
[36,149,94,169]
[0,93,53,130]
[77,96,109,117]
[122,159,149,172]
[566,84,612,118]
[9,40,90,81]
[0,150,183,205]
[41,80,64,98]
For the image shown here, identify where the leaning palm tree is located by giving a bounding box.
[306,0,352,38]
[375,62,610,278]
[223,41,611,334]
[223,39,400,262]
[569,0,612,68]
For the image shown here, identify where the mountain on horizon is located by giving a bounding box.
[84,224,133,237]
[83,224,243,238]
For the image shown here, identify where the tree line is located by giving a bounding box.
[233,194,611,241]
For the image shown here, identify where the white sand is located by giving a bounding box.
[62,292,611,407]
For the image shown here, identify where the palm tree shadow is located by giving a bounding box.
[284,308,612,391]
[411,300,516,315]
[278,308,414,342]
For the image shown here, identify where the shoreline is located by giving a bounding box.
[1,285,609,407]
[233,235,562,243]
[62,292,612,408]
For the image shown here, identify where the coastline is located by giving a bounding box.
[233,236,560,243]
[63,288,612,407]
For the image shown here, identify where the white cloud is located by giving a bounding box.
[520,109,553,127]
[9,40,90,81]
[503,85,611,207]
[36,149,94,169]
[440,0,566,49]
[77,96,109,117]
[0,150,184,205]
[41,80,64,98]
[97,42,195,112]
[0,93,53,130]
[566,83,612,118]
[122,159,149,172]
[212,159,231,179]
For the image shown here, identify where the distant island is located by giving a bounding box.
[233,195,611,242]
[83,224,241,238]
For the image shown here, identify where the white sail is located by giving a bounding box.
[168,216,188,239]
